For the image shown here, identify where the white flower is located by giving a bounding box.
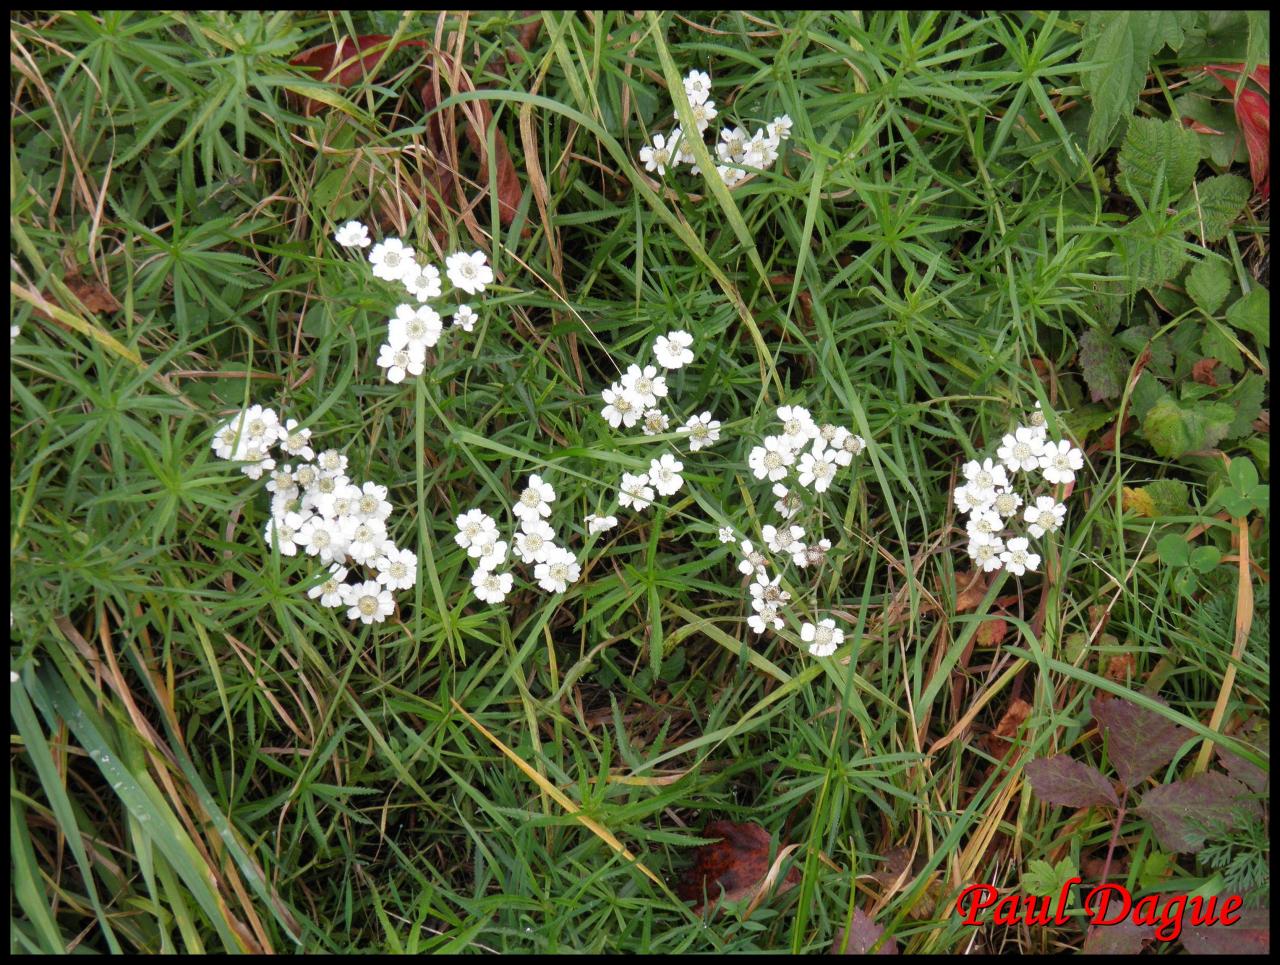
[267,466,299,498]
[237,442,276,480]
[641,408,670,436]
[829,427,865,466]
[334,220,371,248]
[717,526,735,543]
[376,341,426,383]
[742,129,778,168]
[513,474,555,522]
[965,509,1004,541]
[533,546,580,593]
[737,539,768,576]
[763,523,804,555]
[963,458,1010,493]
[796,449,838,493]
[586,514,618,534]
[401,260,443,302]
[997,426,1046,474]
[776,405,818,448]
[748,436,795,482]
[718,126,749,162]
[369,237,413,282]
[667,126,697,165]
[618,472,654,511]
[953,483,990,516]
[353,481,393,522]
[1038,440,1084,485]
[747,604,783,635]
[343,517,388,566]
[375,546,417,591]
[312,480,359,520]
[445,250,494,295]
[648,453,684,496]
[639,133,675,176]
[343,580,395,624]
[769,483,797,520]
[308,563,348,608]
[513,519,557,564]
[1000,536,1040,576]
[277,419,314,462]
[683,69,712,105]
[767,115,793,141]
[455,508,499,551]
[315,449,347,476]
[968,534,1005,573]
[453,304,478,332]
[620,364,668,408]
[796,536,832,568]
[749,571,790,611]
[263,511,305,556]
[1024,496,1066,539]
[683,412,721,452]
[388,303,443,351]
[298,515,348,565]
[471,567,514,604]
[675,98,718,133]
[801,618,843,657]
[1028,401,1048,431]
[716,162,746,187]
[472,536,509,572]
[653,330,694,369]
[989,488,1023,520]
[601,384,643,429]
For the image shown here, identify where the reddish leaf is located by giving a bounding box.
[1091,694,1192,790]
[1083,919,1155,955]
[1026,754,1119,808]
[832,908,899,955]
[1105,653,1137,683]
[1135,772,1262,853]
[675,821,799,912]
[1182,907,1270,955]
[1216,727,1268,794]
[976,618,1008,646]
[291,35,428,110]
[1204,65,1271,199]
[1192,358,1221,386]
[952,569,990,613]
[869,846,913,891]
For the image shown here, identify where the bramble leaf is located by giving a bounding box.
[1091,694,1192,789]
[1078,329,1129,402]
[1025,754,1119,807]
[1118,117,1201,203]
[1185,174,1253,242]
[1186,259,1232,315]
[1140,397,1236,458]
[1136,772,1261,852]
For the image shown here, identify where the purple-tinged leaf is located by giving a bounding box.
[832,908,899,955]
[1091,694,1192,789]
[1215,722,1268,794]
[1083,919,1155,954]
[1136,773,1262,853]
[1026,755,1119,808]
[1182,907,1270,955]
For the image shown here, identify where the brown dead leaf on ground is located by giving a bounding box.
[981,697,1031,760]
[832,907,899,954]
[675,820,800,914]
[951,569,990,612]
[1105,652,1136,682]
[1192,358,1220,386]
[975,618,1008,647]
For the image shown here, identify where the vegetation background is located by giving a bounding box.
[9,10,1269,954]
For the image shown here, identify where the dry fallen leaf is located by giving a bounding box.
[675,820,800,914]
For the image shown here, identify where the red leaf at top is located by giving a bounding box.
[1204,64,1271,199]
[291,35,428,109]
[674,820,800,913]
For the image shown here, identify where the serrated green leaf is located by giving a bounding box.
[1083,13,1152,155]
[1118,117,1201,203]
[1225,286,1270,347]
[1117,215,1190,293]
[1140,396,1236,458]
[1186,174,1252,243]
[1185,260,1232,315]
[1199,322,1244,373]
[1125,479,1191,517]
[1116,323,1173,376]
[1148,11,1200,52]
[1173,94,1250,168]
[1130,371,1167,421]
[1078,329,1129,401]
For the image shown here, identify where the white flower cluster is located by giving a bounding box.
[733,406,865,657]
[955,404,1080,576]
[333,220,492,383]
[455,473,582,605]
[639,69,793,187]
[210,404,415,625]
[599,331,720,515]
